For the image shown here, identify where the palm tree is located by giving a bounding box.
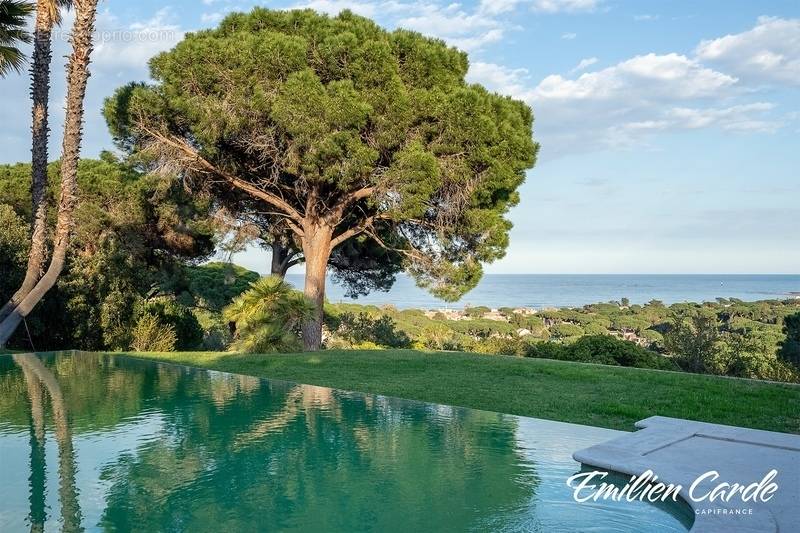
[0,0,32,76]
[0,0,71,324]
[0,0,99,348]
[224,276,315,353]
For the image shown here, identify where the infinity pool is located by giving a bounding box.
[0,352,693,532]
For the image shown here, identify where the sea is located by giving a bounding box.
[284,274,800,310]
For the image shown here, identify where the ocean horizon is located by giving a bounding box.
[284,274,800,310]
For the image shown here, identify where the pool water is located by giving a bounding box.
[0,353,693,532]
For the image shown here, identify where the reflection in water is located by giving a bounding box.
[13,354,83,532]
[0,353,691,532]
[16,356,46,533]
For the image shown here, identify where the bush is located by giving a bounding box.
[223,276,315,353]
[718,333,799,382]
[139,298,204,350]
[583,322,609,336]
[549,322,584,339]
[130,314,177,352]
[331,312,411,349]
[193,308,232,351]
[779,312,800,367]
[471,337,528,356]
[0,204,28,301]
[664,314,720,374]
[639,329,665,347]
[526,335,676,370]
[417,325,463,351]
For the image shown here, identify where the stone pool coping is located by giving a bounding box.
[573,416,800,532]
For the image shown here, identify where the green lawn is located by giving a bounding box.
[125,349,800,434]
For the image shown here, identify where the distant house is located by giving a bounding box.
[483,309,508,322]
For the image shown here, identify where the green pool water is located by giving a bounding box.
[0,352,693,532]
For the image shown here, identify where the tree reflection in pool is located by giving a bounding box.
[0,352,693,532]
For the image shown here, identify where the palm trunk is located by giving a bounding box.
[0,4,54,323]
[301,222,332,351]
[0,0,99,348]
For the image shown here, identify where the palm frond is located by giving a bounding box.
[0,0,32,77]
[223,275,315,353]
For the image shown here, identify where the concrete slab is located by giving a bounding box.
[573,416,800,532]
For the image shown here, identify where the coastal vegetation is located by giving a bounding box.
[320,297,800,382]
[2,168,798,383]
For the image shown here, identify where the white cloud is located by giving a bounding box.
[695,16,800,86]
[468,62,532,96]
[399,4,497,37]
[292,0,601,51]
[561,32,577,40]
[289,0,518,51]
[533,53,736,101]
[467,51,780,157]
[604,103,781,147]
[667,102,778,131]
[478,0,525,15]
[531,0,601,13]
[201,12,224,24]
[91,8,184,71]
[570,56,597,72]
[634,14,659,21]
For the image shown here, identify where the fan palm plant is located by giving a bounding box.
[224,276,315,353]
[0,0,32,76]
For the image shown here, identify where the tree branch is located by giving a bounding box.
[141,125,305,225]
[330,213,384,248]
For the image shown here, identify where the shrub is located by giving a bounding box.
[583,322,609,336]
[332,312,411,348]
[664,314,720,373]
[418,325,462,351]
[549,322,584,339]
[139,298,204,350]
[639,329,665,347]
[464,305,491,318]
[525,341,567,361]
[193,309,232,351]
[223,276,315,353]
[718,332,799,382]
[526,335,676,370]
[0,204,28,300]
[471,337,528,356]
[779,312,800,367]
[130,314,177,352]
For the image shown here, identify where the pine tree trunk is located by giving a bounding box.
[301,222,332,351]
[0,4,54,323]
[0,0,99,348]
[270,242,289,277]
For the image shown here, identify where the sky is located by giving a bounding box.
[1,0,798,274]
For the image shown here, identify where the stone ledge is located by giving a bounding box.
[573,416,800,532]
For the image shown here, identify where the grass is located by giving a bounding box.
[123,349,800,434]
